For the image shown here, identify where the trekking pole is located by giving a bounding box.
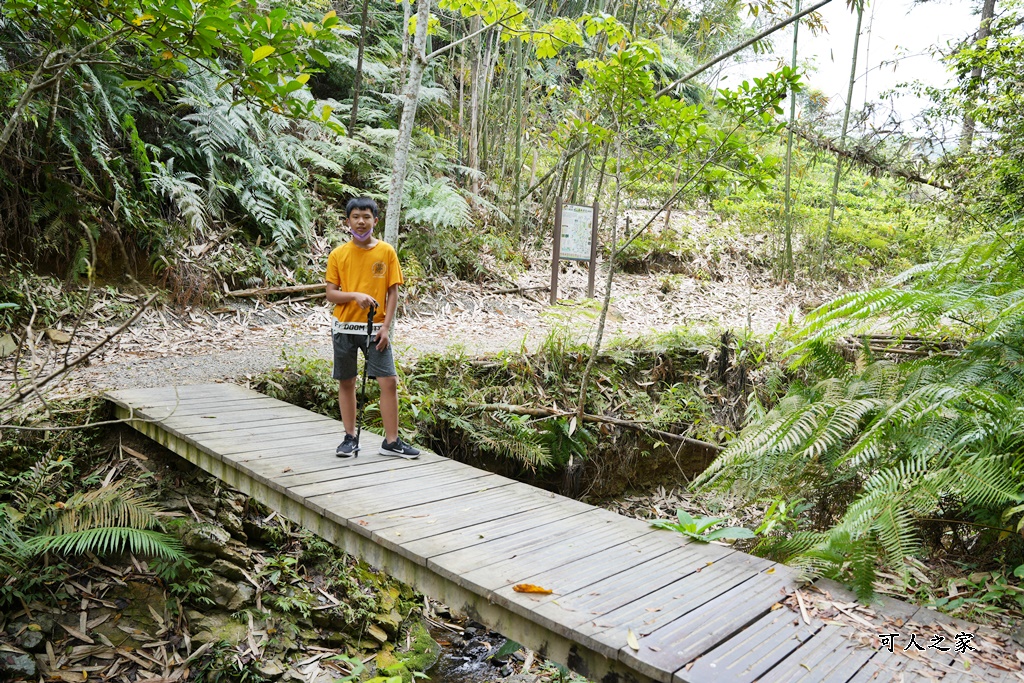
[354,303,377,457]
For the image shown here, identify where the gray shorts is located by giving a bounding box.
[332,333,396,380]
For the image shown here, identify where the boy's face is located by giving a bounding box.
[346,208,377,244]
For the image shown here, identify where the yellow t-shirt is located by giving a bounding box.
[325,241,403,325]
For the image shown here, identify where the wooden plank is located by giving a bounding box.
[756,624,878,683]
[267,452,442,488]
[159,408,333,436]
[360,483,568,545]
[129,396,288,419]
[528,538,735,631]
[426,506,621,582]
[206,429,348,459]
[314,473,514,525]
[292,459,472,498]
[405,496,593,561]
[490,529,704,608]
[107,384,255,405]
[681,609,818,683]
[184,421,343,453]
[116,394,276,414]
[570,551,773,665]
[483,533,736,656]
[450,514,659,598]
[615,567,800,681]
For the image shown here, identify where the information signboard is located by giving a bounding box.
[559,204,594,261]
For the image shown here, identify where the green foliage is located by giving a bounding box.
[651,508,756,543]
[257,349,337,417]
[698,230,1024,599]
[715,151,939,279]
[0,413,184,610]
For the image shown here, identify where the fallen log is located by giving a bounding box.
[465,401,724,451]
[226,283,326,298]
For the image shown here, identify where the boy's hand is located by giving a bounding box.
[352,292,378,309]
[375,328,390,351]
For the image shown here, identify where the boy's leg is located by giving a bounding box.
[338,377,357,435]
[366,343,419,458]
[376,375,399,443]
[332,332,360,456]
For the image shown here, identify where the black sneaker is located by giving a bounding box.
[336,434,358,458]
[380,437,420,459]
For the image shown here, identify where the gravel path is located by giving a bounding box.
[9,211,851,400]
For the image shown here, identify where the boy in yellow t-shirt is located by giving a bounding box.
[325,197,419,459]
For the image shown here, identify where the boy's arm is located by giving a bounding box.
[326,282,378,309]
[375,283,399,350]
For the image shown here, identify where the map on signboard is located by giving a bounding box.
[560,204,593,261]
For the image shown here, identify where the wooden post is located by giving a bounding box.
[551,197,562,305]
[587,201,599,298]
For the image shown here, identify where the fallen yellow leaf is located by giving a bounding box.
[513,584,552,594]
[627,629,640,651]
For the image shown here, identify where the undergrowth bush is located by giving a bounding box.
[0,400,185,611]
[697,229,1024,613]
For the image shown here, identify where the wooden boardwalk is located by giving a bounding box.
[106,384,1019,683]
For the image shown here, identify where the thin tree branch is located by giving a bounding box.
[1,294,159,410]
[426,10,525,62]
[653,0,835,99]
[466,402,723,450]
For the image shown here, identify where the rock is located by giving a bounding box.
[210,559,245,582]
[181,524,230,554]
[217,510,247,540]
[512,652,526,663]
[463,627,478,637]
[44,328,71,344]
[366,623,389,643]
[217,540,252,566]
[311,608,350,631]
[207,575,255,611]
[394,619,441,674]
[0,333,18,357]
[14,627,45,653]
[501,664,514,677]
[374,608,403,637]
[256,659,287,680]
[224,494,245,516]
[190,614,248,646]
[0,651,37,679]
[161,493,191,513]
[320,630,349,647]
[1012,624,1024,648]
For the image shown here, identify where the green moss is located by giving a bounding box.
[396,619,441,673]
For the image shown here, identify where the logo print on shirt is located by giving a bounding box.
[372,261,386,278]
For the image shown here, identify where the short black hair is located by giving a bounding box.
[345,197,379,218]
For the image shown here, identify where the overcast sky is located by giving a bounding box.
[719,0,981,126]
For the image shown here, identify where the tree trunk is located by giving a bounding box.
[576,140,618,424]
[467,16,482,192]
[513,37,525,233]
[383,0,432,248]
[348,0,371,136]
[961,0,997,152]
[401,0,412,69]
[781,0,800,278]
[820,1,864,266]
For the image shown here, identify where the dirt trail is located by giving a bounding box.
[9,210,848,399]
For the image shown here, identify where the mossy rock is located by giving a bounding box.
[395,619,441,673]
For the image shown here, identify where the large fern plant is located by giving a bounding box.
[697,230,1024,597]
[1,456,184,607]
